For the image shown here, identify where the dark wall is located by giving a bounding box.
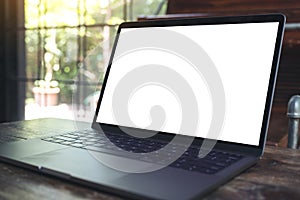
[0,1,6,122]
[0,0,25,122]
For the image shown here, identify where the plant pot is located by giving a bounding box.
[32,87,60,106]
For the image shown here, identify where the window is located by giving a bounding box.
[24,0,166,121]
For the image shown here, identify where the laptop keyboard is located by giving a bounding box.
[42,130,243,175]
[0,135,25,144]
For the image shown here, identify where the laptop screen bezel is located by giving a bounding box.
[92,14,285,156]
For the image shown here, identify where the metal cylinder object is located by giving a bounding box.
[287,95,300,149]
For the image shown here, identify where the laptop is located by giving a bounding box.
[0,14,285,200]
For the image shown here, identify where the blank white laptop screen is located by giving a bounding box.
[96,22,279,146]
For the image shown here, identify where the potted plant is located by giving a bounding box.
[32,33,61,107]
[32,79,60,107]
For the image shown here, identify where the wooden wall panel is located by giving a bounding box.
[167,0,300,22]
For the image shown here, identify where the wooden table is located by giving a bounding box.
[0,119,299,200]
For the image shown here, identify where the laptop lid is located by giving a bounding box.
[92,14,285,156]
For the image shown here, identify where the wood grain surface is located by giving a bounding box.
[0,145,299,200]
[0,119,299,199]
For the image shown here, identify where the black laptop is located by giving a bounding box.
[0,14,285,200]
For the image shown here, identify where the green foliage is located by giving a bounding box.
[25,0,166,104]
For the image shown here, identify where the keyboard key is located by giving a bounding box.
[70,143,85,148]
[53,136,76,142]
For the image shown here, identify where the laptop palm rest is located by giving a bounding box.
[0,139,67,159]
[19,146,219,200]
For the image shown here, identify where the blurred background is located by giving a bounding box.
[0,0,167,122]
[1,0,300,147]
